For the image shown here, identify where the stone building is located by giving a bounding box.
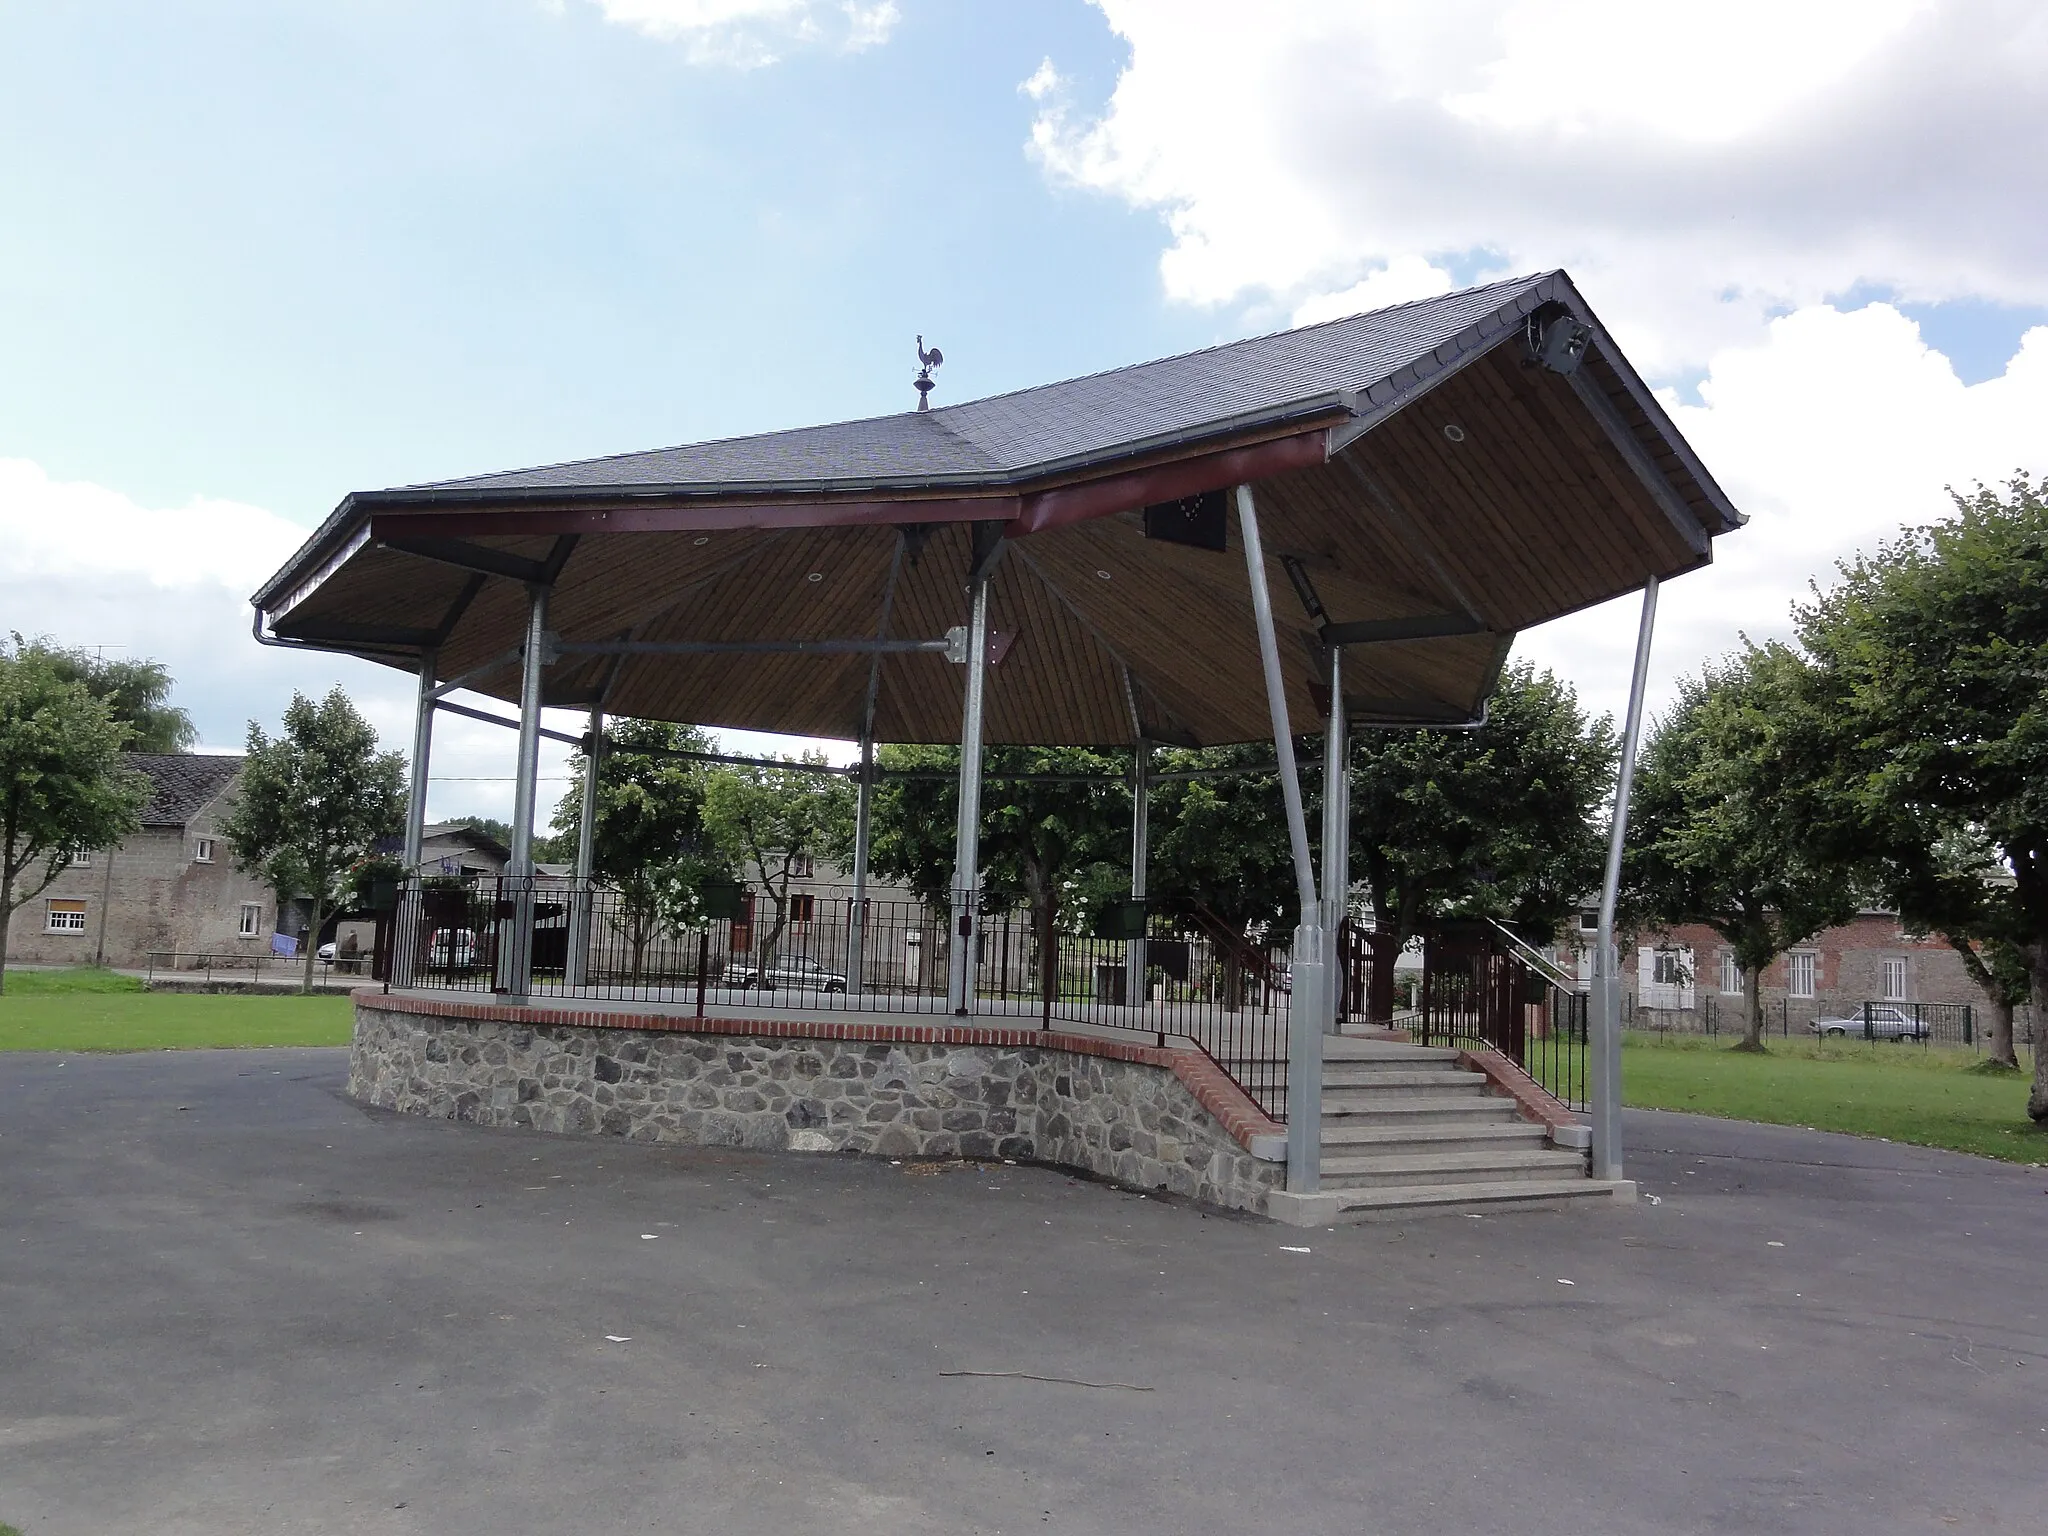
[7,754,275,970]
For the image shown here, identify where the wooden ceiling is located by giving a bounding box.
[266,341,1721,746]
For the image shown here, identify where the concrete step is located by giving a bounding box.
[1318,1120,1551,1153]
[1322,1061,1480,1088]
[1291,1178,1631,1223]
[1321,1072,1493,1099]
[1322,1039,1463,1063]
[1320,1094,1524,1125]
[1319,1146,1591,1191]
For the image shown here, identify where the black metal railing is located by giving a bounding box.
[1407,928,1587,1110]
[383,878,1295,1122]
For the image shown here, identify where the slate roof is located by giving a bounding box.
[402,273,1556,498]
[130,753,242,827]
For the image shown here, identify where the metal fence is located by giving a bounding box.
[144,951,368,988]
[1406,931,1588,1110]
[384,878,1294,1122]
[1627,993,2030,1050]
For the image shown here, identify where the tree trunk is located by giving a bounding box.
[1735,960,1767,1052]
[302,892,323,995]
[1948,936,2019,1069]
[2029,941,2048,1124]
[0,865,14,996]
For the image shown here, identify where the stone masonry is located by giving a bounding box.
[350,998,1284,1213]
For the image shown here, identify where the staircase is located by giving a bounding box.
[1280,1038,1630,1221]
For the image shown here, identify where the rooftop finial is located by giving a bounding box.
[914,335,943,411]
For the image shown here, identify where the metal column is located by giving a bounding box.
[1592,576,1659,1182]
[849,732,874,998]
[1319,645,1348,1033]
[500,587,550,998]
[403,651,437,873]
[1235,483,1324,1193]
[946,574,991,1014]
[564,704,602,990]
[1125,739,1150,1008]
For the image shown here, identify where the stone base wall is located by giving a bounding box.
[349,1000,1283,1214]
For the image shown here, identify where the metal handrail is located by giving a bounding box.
[1484,917,1579,991]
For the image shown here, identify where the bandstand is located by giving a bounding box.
[252,272,1740,1219]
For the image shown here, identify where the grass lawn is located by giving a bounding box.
[0,967,354,1052]
[1623,1031,2048,1164]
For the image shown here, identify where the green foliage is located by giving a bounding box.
[1349,660,1616,946]
[1626,643,1857,1048]
[704,755,854,961]
[1795,473,2048,1112]
[10,633,197,753]
[548,719,733,971]
[1147,741,1300,941]
[220,688,406,992]
[0,641,151,993]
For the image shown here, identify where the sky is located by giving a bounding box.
[2,0,2044,826]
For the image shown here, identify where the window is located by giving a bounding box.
[1653,948,1687,987]
[1882,956,1907,1001]
[70,848,92,869]
[1788,951,1816,999]
[788,893,816,924]
[782,853,815,879]
[46,900,87,933]
[238,903,263,939]
[1718,951,1743,995]
[194,838,215,864]
[1577,908,1599,933]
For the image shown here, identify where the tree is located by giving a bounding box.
[1147,742,1300,943]
[220,689,406,993]
[547,719,728,977]
[1348,660,1616,950]
[1796,474,2048,1115]
[13,635,197,753]
[853,745,1130,1001]
[704,757,854,970]
[0,644,150,991]
[1625,643,1858,1051]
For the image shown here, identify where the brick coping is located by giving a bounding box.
[356,989,1285,1159]
[1456,1047,1580,1132]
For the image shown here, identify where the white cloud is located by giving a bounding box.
[1514,306,2048,729]
[1019,58,1063,102]
[1291,256,1453,327]
[582,0,898,65]
[1029,0,2048,372]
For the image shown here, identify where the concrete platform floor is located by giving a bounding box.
[2,1048,2043,1536]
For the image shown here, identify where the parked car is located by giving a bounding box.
[728,955,847,993]
[1813,1005,1928,1041]
[427,928,479,971]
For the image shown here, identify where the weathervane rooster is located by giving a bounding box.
[914,335,943,411]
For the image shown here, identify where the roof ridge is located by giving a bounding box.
[931,271,1555,420]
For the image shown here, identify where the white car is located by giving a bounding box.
[428,928,479,970]
[728,956,847,993]
[1813,1005,1928,1041]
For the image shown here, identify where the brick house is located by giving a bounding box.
[7,754,275,970]
[1560,906,2011,1031]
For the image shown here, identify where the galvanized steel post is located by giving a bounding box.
[501,585,550,997]
[404,650,437,875]
[1320,645,1349,1033]
[1125,738,1150,1009]
[1236,483,1323,1193]
[947,575,991,1014]
[1593,576,1659,1181]
[564,704,602,989]
[849,731,874,998]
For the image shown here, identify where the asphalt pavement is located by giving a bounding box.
[1,1048,2043,1535]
